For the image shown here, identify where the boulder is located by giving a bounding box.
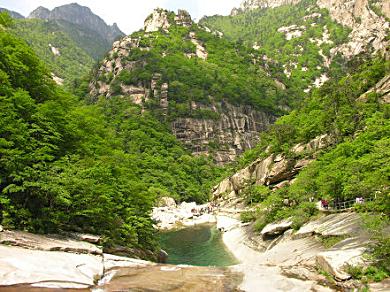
[0,245,103,289]
[0,230,102,255]
[316,247,365,280]
[261,219,293,239]
[157,197,177,208]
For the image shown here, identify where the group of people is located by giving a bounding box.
[318,196,366,210]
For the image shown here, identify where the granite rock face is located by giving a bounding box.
[0,245,103,289]
[233,0,389,60]
[212,134,334,202]
[89,10,276,163]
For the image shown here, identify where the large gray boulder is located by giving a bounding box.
[316,247,365,280]
[261,219,293,239]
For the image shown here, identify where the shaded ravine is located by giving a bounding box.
[159,224,238,267]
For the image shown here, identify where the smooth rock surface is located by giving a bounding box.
[0,245,103,289]
[294,213,362,238]
[0,230,102,255]
[316,247,365,280]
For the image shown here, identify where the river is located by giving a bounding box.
[159,224,238,266]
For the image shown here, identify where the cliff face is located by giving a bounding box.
[317,0,389,58]
[28,3,124,46]
[89,9,278,163]
[233,0,389,59]
[172,102,275,164]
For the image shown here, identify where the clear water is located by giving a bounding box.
[159,224,238,267]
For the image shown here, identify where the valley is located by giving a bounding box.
[0,0,389,291]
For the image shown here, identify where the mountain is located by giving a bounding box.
[0,16,224,258]
[0,8,24,19]
[12,19,95,88]
[200,0,389,93]
[88,9,298,164]
[28,3,125,53]
[8,3,125,89]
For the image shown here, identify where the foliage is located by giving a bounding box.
[11,18,95,89]
[347,265,389,283]
[233,56,389,275]
[0,28,225,257]
[200,0,351,92]
[318,235,346,248]
[94,15,295,120]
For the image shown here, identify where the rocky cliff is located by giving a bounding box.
[213,134,334,205]
[89,9,281,163]
[28,3,124,56]
[232,0,389,59]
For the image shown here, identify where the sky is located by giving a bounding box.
[1,0,242,34]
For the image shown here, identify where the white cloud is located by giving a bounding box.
[1,0,242,34]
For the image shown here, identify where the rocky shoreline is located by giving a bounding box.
[0,228,242,291]
[0,199,388,291]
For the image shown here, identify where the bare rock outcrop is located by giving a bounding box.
[316,246,365,280]
[358,74,390,104]
[318,0,389,59]
[144,9,170,33]
[0,230,102,255]
[294,212,363,239]
[213,134,334,201]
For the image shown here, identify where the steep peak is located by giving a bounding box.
[28,3,124,44]
[144,8,193,33]
[144,8,171,32]
[28,6,50,19]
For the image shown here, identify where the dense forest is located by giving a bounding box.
[92,10,296,121]
[237,56,390,273]
[200,0,350,92]
[0,12,225,257]
[11,18,95,89]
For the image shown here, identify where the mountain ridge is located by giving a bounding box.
[28,3,124,45]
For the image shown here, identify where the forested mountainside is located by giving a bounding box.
[0,13,224,258]
[214,55,390,275]
[28,3,124,59]
[200,0,389,93]
[11,19,95,89]
[4,3,124,89]
[0,8,24,19]
[88,9,297,163]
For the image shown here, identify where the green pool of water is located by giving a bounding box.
[159,224,238,267]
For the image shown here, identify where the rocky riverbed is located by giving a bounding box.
[152,197,216,230]
[0,198,388,291]
[0,229,242,291]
